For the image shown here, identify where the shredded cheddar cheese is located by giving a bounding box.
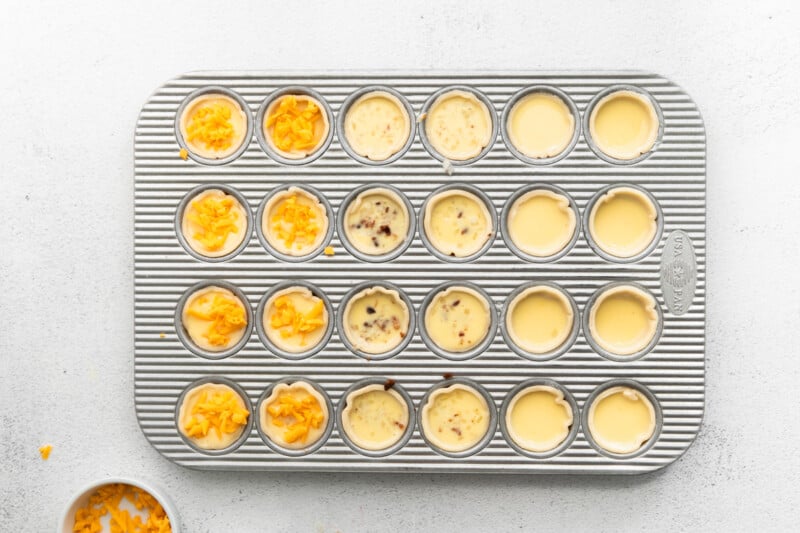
[183,389,250,440]
[270,295,325,345]
[72,483,171,533]
[266,95,322,153]
[323,245,335,256]
[267,391,325,444]
[39,444,52,460]
[270,194,321,248]
[186,194,240,252]
[186,293,246,346]
[185,102,236,152]
[178,148,188,160]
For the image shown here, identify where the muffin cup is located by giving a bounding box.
[582,281,664,362]
[499,378,580,459]
[418,85,498,165]
[174,85,253,166]
[583,183,664,264]
[59,477,182,533]
[581,379,663,459]
[336,183,416,263]
[500,183,580,263]
[418,183,497,263]
[174,376,254,456]
[255,86,334,165]
[174,183,253,263]
[336,85,416,166]
[255,377,334,457]
[417,377,497,458]
[255,280,334,360]
[500,281,580,361]
[335,377,416,457]
[174,280,253,360]
[583,84,664,166]
[255,184,334,262]
[418,281,497,361]
[336,281,416,360]
[500,85,581,166]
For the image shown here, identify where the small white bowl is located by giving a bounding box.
[58,477,181,532]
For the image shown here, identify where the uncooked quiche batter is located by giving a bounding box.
[342,286,409,355]
[506,285,573,354]
[506,92,574,159]
[506,385,573,453]
[179,93,248,160]
[263,286,328,353]
[506,189,575,257]
[181,285,248,352]
[589,90,659,160]
[421,384,491,453]
[260,381,328,450]
[589,285,658,356]
[178,382,250,450]
[181,188,249,258]
[424,189,493,258]
[589,186,658,258]
[340,384,409,451]
[425,90,493,160]
[263,186,328,256]
[587,386,656,454]
[424,286,491,353]
[343,187,409,256]
[344,91,411,161]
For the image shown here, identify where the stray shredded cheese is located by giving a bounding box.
[184,389,249,440]
[159,332,166,339]
[39,444,52,460]
[186,293,246,346]
[323,245,335,256]
[270,194,321,248]
[267,391,325,444]
[270,295,325,345]
[266,95,322,153]
[187,194,240,252]
[72,483,171,533]
[185,102,236,152]
[178,148,188,160]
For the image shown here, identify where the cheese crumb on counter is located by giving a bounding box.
[38,444,52,460]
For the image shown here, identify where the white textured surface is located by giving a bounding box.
[0,0,798,531]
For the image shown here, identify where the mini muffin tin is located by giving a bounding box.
[134,71,705,474]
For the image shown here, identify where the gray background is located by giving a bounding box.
[1,0,798,531]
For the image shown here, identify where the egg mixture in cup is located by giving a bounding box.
[418,378,497,458]
[175,376,254,455]
[336,377,416,457]
[501,85,581,166]
[581,379,663,459]
[583,85,663,165]
[256,184,334,262]
[583,281,663,362]
[174,280,253,360]
[255,280,334,360]
[336,183,415,262]
[256,377,334,456]
[255,86,334,165]
[499,379,580,459]
[418,85,498,165]
[337,86,416,165]
[174,184,253,263]
[418,281,497,361]
[175,86,253,165]
[337,281,415,361]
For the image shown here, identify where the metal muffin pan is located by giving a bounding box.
[135,71,705,474]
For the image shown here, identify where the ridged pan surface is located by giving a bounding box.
[134,71,705,474]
